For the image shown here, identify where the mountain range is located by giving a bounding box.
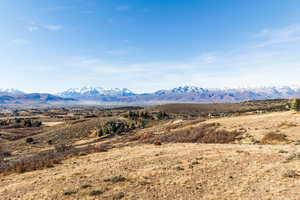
[59,86,300,103]
[1,86,300,105]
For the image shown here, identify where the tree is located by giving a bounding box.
[291,98,300,112]
[156,111,169,120]
[97,129,104,137]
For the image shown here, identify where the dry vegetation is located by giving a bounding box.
[0,100,300,199]
[137,122,241,144]
[261,132,289,144]
[151,99,289,118]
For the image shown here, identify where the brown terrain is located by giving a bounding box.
[0,102,299,200]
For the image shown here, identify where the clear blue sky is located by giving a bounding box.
[1,0,300,93]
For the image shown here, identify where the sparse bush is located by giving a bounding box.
[81,184,92,189]
[26,137,34,143]
[89,190,104,196]
[63,190,78,195]
[104,175,127,183]
[154,140,162,145]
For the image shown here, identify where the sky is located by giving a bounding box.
[1,0,300,93]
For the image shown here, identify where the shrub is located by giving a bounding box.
[31,121,42,127]
[3,151,11,157]
[154,140,162,145]
[104,175,127,183]
[89,190,104,196]
[261,132,289,144]
[63,190,78,195]
[26,137,34,143]
[81,184,92,189]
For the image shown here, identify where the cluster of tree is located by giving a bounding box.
[23,119,42,128]
[291,98,300,112]
[0,118,42,128]
[125,111,170,121]
[156,111,170,120]
[96,119,149,137]
[126,111,152,121]
[97,121,132,137]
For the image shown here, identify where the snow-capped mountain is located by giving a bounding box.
[60,86,135,99]
[0,88,24,95]
[1,85,300,105]
[58,85,300,103]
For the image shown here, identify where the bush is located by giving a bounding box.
[54,144,73,152]
[63,190,78,195]
[104,175,127,183]
[32,121,42,127]
[261,132,289,144]
[89,190,104,196]
[26,137,34,143]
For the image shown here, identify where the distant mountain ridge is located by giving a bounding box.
[1,86,300,105]
[58,86,300,103]
[0,92,75,105]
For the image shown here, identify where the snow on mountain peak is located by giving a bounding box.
[60,86,135,97]
[0,88,24,95]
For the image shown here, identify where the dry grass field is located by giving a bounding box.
[0,103,300,200]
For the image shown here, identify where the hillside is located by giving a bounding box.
[1,143,299,200]
[0,109,300,199]
[151,99,289,117]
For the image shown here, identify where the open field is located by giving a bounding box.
[0,100,300,200]
[1,143,299,200]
